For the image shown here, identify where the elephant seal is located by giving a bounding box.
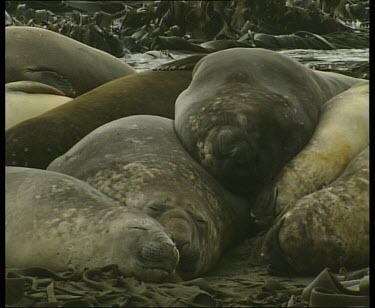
[48,115,251,279]
[6,26,135,97]
[6,81,73,129]
[261,146,369,275]
[174,48,365,201]
[271,82,369,217]
[6,55,205,169]
[6,167,179,282]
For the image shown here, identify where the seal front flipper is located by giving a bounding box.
[23,66,76,97]
[6,81,66,96]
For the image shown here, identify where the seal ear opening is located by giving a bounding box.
[260,217,298,276]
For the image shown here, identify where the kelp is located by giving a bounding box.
[6,235,312,307]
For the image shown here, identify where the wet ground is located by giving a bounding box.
[123,48,369,75]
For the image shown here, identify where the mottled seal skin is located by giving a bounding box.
[6,81,73,129]
[48,115,251,279]
[272,82,369,217]
[6,26,135,97]
[261,147,369,275]
[174,48,365,201]
[6,167,179,282]
[6,57,200,169]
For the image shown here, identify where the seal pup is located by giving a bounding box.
[6,167,179,282]
[6,81,73,129]
[48,115,251,279]
[261,146,369,275]
[272,82,369,217]
[5,55,205,169]
[6,26,135,97]
[174,48,365,201]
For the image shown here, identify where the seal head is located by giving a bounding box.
[175,48,364,199]
[6,167,179,282]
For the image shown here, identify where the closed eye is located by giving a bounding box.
[147,204,166,215]
[195,218,207,227]
[149,206,163,212]
[128,226,147,231]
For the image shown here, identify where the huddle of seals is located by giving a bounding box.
[6,26,135,97]
[5,55,204,169]
[272,82,369,217]
[6,167,179,282]
[262,146,369,274]
[172,48,368,275]
[174,48,364,201]
[5,42,369,280]
[47,115,251,279]
[6,81,72,129]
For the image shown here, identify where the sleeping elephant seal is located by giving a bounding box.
[6,81,73,129]
[48,115,251,279]
[271,82,369,217]
[6,167,179,282]
[6,55,205,169]
[174,48,365,201]
[261,146,369,275]
[6,26,135,97]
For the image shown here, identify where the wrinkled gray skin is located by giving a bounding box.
[6,26,135,97]
[174,48,365,203]
[6,167,179,282]
[48,115,251,279]
[261,147,369,275]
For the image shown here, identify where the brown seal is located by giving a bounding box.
[6,55,205,169]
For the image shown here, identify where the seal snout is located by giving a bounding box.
[138,240,179,273]
[163,217,201,275]
[203,125,252,178]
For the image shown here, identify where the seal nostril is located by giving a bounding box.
[139,242,179,263]
[213,126,250,164]
[216,127,235,152]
